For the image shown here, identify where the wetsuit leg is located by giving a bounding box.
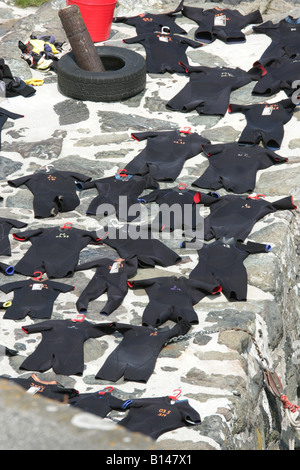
[103,282,128,316]
[76,276,108,314]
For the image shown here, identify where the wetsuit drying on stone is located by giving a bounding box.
[74,255,138,315]
[0,58,36,97]
[68,389,124,418]
[0,374,79,402]
[118,395,201,440]
[98,224,182,268]
[12,225,100,278]
[125,129,210,181]
[0,107,23,150]
[249,54,300,97]
[95,319,191,382]
[194,193,297,242]
[182,5,262,43]
[166,63,258,116]
[127,275,221,326]
[77,172,159,222]
[228,99,296,150]
[0,279,75,320]
[113,0,186,35]
[123,30,202,74]
[192,142,288,193]
[8,170,92,218]
[138,186,219,233]
[20,319,113,376]
[253,16,300,60]
[0,217,27,256]
[188,238,271,301]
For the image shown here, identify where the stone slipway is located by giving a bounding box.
[0,0,300,451]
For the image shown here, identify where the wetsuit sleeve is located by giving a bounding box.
[270,196,298,211]
[126,256,139,278]
[83,229,104,245]
[131,131,158,141]
[228,103,250,115]
[127,278,156,290]
[252,20,277,37]
[0,280,27,293]
[180,37,203,48]
[193,191,220,205]
[22,321,53,334]
[138,188,169,203]
[85,321,116,339]
[0,261,14,276]
[179,401,201,425]
[2,218,28,229]
[69,172,92,183]
[50,281,75,293]
[12,227,44,242]
[237,241,272,254]
[113,15,134,25]
[75,258,106,271]
[123,34,146,45]
[244,10,263,26]
[202,143,225,157]
[76,179,97,190]
[0,106,24,121]
[7,174,33,188]
[258,149,288,169]
[281,99,296,123]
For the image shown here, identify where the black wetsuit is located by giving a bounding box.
[253,16,300,60]
[125,129,210,181]
[250,55,300,97]
[0,374,78,402]
[95,319,191,382]
[20,319,113,376]
[8,170,92,218]
[182,5,262,43]
[118,395,201,440]
[196,193,297,242]
[12,225,100,278]
[192,142,288,193]
[228,99,296,150]
[74,255,138,315]
[68,390,124,418]
[77,172,159,221]
[189,238,271,301]
[0,279,75,320]
[113,0,186,35]
[0,107,24,150]
[0,217,27,256]
[98,224,182,268]
[128,275,221,326]
[123,30,202,74]
[166,64,257,116]
[138,186,219,232]
[0,58,36,97]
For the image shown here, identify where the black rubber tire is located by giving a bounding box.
[56,46,146,102]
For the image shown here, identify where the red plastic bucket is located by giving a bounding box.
[67,0,117,42]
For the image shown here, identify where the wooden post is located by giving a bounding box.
[58,5,106,72]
